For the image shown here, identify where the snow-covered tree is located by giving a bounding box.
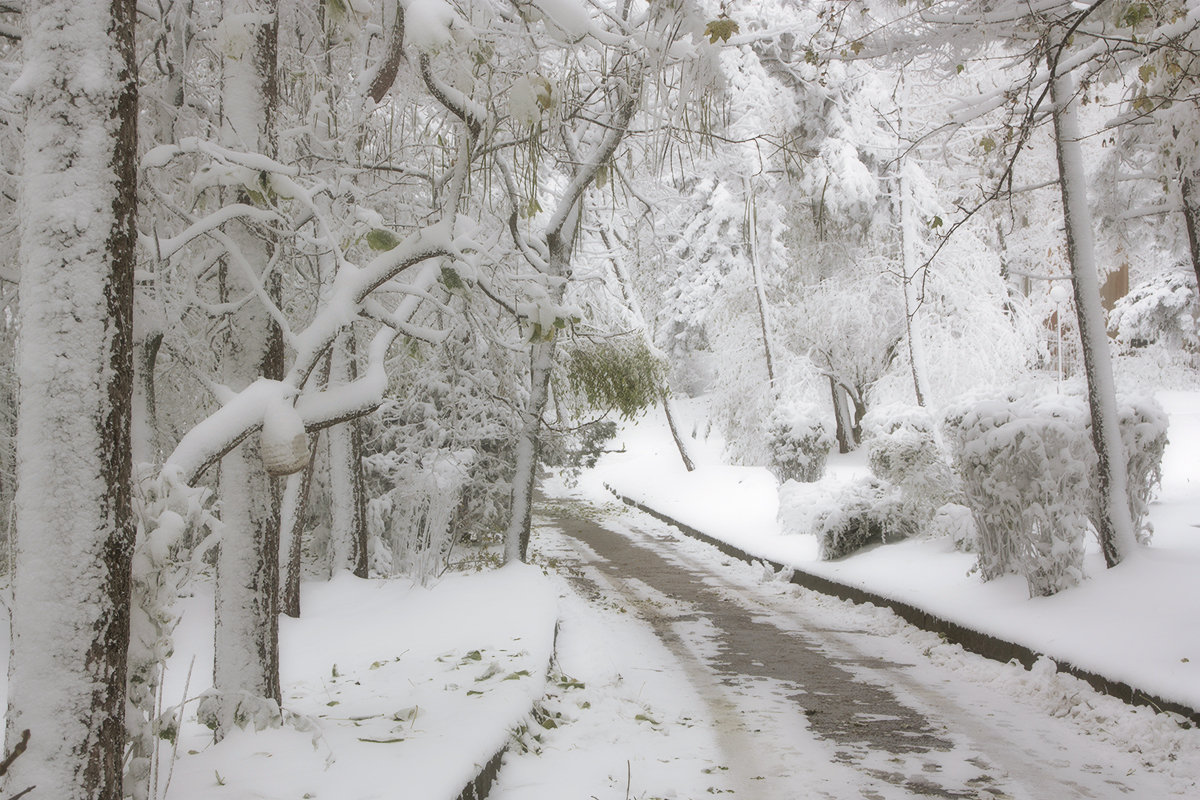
[4,0,138,797]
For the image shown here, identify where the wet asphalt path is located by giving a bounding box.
[537,500,1192,799]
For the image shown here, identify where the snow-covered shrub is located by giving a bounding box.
[1112,395,1169,544]
[128,464,221,800]
[945,389,1169,595]
[1108,267,1199,352]
[861,403,939,439]
[943,394,1092,596]
[814,477,917,560]
[375,449,473,585]
[863,404,961,536]
[765,403,833,483]
[927,503,978,552]
[776,478,836,537]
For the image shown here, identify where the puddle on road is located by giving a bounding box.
[547,512,1006,799]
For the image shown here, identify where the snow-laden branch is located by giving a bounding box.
[545,81,639,241]
[143,136,302,177]
[142,204,283,261]
[164,230,457,484]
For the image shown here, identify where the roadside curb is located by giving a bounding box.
[605,483,1200,728]
[456,618,561,800]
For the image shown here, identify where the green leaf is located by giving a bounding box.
[979,136,996,153]
[366,228,401,251]
[1138,63,1156,84]
[956,64,964,75]
[502,670,531,681]
[463,650,483,662]
[930,215,944,229]
[440,266,465,291]
[357,737,406,744]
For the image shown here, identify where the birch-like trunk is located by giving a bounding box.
[1049,63,1137,567]
[208,0,285,738]
[898,164,929,407]
[5,0,137,796]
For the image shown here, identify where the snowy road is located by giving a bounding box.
[491,495,1200,799]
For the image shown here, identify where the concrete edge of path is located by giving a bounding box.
[603,484,1200,729]
[456,620,561,800]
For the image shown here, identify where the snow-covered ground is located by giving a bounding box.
[589,390,1200,716]
[0,565,556,800]
[159,566,556,800]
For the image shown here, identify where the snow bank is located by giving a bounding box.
[149,565,556,800]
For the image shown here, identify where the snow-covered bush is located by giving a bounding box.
[927,503,978,552]
[1108,267,1199,352]
[814,477,917,560]
[766,403,833,483]
[863,404,961,536]
[128,465,221,799]
[944,393,1094,596]
[1113,395,1169,544]
[368,449,474,584]
[945,389,1169,596]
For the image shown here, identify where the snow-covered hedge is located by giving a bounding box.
[943,391,1168,597]
[864,405,960,518]
[766,403,833,483]
[1115,395,1169,544]
[813,477,917,560]
[1108,267,1199,352]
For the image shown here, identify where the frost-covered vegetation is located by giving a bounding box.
[2,0,1199,796]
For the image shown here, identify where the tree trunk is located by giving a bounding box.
[1181,173,1200,297]
[745,184,776,386]
[600,228,695,472]
[829,376,851,454]
[1049,61,1137,568]
[898,164,929,407]
[506,336,557,563]
[207,0,285,739]
[505,237,571,563]
[329,328,369,578]
[661,391,696,472]
[278,433,318,618]
[5,0,138,796]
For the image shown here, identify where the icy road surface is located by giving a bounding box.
[491,496,1200,799]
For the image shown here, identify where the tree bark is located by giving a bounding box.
[1181,173,1200,297]
[329,328,369,578]
[208,0,285,739]
[278,432,318,618]
[1049,61,1137,567]
[661,391,696,472]
[898,164,929,407]
[5,0,138,796]
[829,376,851,454]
